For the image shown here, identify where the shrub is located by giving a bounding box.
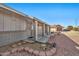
[73,27,78,31]
[67,26,73,31]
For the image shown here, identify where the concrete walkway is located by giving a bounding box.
[54,33,79,56]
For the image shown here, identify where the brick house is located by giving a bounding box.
[0,4,50,46]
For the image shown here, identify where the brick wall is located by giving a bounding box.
[0,12,32,46]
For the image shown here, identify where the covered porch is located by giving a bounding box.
[31,17,51,43]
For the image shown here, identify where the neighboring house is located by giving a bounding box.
[50,25,57,32]
[56,25,63,31]
[50,25,63,33]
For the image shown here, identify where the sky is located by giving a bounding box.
[5,3,79,27]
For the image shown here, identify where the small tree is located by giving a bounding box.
[67,26,73,31]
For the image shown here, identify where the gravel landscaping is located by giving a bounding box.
[0,36,56,56]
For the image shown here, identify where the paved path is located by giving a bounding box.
[62,31,79,45]
[53,33,79,56]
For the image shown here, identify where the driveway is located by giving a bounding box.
[53,33,79,56]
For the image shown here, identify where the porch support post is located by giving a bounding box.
[43,24,46,36]
[47,26,49,35]
[49,26,51,34]
[35,21,38,41]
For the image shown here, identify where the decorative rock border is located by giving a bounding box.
[1,51,10,56]
[0,46,56,56]
[33,50,39,56]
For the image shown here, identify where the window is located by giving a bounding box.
[32,24,35,30]
[0,13,26,31]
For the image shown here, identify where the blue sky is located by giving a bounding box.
[5,3,79,27]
